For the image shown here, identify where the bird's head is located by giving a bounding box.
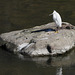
[49,13,53,16]
[49,10,56,16]
[53,10,57,14]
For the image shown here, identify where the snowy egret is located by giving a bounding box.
[49,10,62,32]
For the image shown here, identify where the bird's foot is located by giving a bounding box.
[55,30,58,33]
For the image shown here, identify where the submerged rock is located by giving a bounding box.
[0,22,75,56]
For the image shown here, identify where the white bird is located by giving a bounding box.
[49,10,62,32]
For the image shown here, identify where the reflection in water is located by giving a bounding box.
[17,49,75,67]
[46,57,52,65]
[56,67,63,75]
[16,48,75,75]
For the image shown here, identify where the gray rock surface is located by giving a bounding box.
[0,22,75,56]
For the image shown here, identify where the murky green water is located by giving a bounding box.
[0,0,75,75]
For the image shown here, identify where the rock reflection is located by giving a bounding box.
[17,48,75,67]
[16,49,75,75]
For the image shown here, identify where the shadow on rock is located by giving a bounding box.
[31,28,55,33]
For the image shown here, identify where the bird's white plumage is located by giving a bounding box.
[49,10,62,28]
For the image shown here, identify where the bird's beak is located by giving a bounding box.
[49,13,53,16]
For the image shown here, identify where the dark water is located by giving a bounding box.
[0,0,75,75]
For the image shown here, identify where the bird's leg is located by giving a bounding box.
[60,27,63,29]
[59,27,62,29]
[55,27,59,33]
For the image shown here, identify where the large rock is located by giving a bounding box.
[0,22,75,56]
